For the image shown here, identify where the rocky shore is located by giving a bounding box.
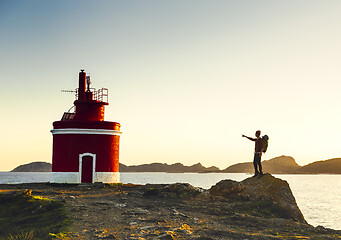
[0,174,340,239]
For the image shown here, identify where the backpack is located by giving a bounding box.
[262,135,269,153]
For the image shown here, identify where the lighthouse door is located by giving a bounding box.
[79,153,96,183]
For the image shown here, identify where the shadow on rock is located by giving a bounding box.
[142,183,205,199]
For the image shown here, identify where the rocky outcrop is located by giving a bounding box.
[11,162,52,172]
[141,174,305,223]
[209,179,246,198]
[209,174,306,223]
[1,181,340,239]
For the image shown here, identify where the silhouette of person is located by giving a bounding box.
[242,130,264,177]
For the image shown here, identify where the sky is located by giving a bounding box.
[1,0,341,171]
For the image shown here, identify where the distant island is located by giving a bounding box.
[222,155,301,174]
[11,162,52,172]
[11,162,219,173]
[222,155,341,174]
[119,162,220,173]
[296,158,341,174]
[10,156,341,174]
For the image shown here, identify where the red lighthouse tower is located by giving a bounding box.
[51,70,121,183]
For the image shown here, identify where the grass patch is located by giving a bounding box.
[0,191,70,240]
[104,182,123,188]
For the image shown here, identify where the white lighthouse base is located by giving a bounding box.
[50,172,120,184]
[96,172,120,183]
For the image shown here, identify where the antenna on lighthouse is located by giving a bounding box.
[86,76,91,91]
[61,90,77,93]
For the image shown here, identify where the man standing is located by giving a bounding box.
[242,130,264,177]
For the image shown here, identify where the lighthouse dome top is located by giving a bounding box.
[58,70,112,122]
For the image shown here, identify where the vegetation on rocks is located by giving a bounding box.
[0,190,69,240]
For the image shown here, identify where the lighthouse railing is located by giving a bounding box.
[97,88,108,103]
[74,88,108,103]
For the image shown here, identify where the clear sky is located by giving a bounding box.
[1,0,341,171]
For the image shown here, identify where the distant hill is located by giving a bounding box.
[119,162,220,173]
[11,161,219,173]
[11,157,341,174]
[295,158,341,174]
[11,162,52,172]
[222,156,301,174]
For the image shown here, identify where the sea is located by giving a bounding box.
[0,172,340,230]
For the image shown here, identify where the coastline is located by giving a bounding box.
[8,156,341,174]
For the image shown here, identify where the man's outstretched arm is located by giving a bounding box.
[242,134,256,141]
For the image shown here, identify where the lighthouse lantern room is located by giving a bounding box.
[51,70,121,183]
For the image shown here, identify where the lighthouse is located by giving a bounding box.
[50,70,121,183]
